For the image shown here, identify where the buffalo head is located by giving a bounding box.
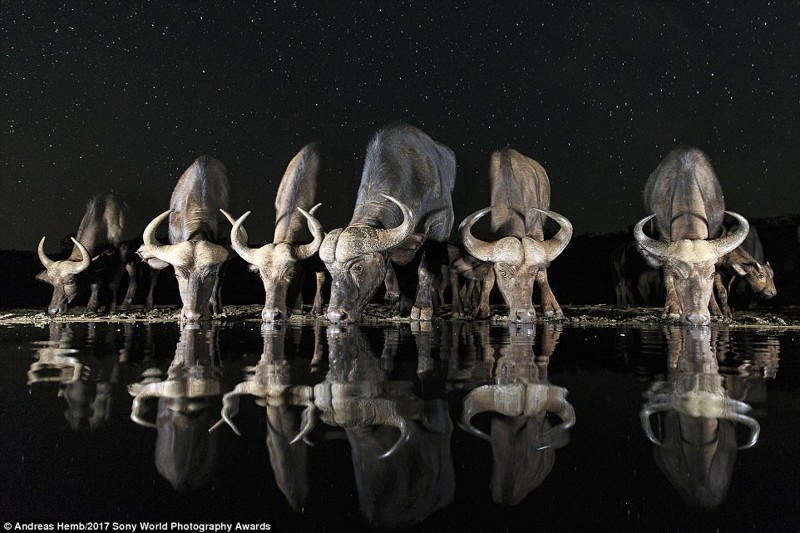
[138,210,232,322]
[35,237,92,315]
[734,260,776,299]
[320,195,415,323]
[222,206,323,322]
[459,207,572,322]
[634,211,749,325]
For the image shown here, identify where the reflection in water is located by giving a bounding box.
[640,326,763,509]
[460,323,575,506]
[127,324,224,492]
[214,323,315,512]
[28,322,120,432]
[320,324,455,531]
[13,320,795,530]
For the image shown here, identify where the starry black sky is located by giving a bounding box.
[2,1,799,251]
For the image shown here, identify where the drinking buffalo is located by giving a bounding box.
[224,144,324,322]
[320,122,456,323]
[137,156,232,322]
[458,148,573,322]
[36,192,138,315]
[635,146,749,325]
[640,326,760,508]
[713,225,776,315]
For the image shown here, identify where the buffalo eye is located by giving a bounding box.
[352,264,363,274]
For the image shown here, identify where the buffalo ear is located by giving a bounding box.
[453,255,492,280]
[35,271,48,283]
[386,234,425,265]
[731,263,749,276]
[635,244,665,269]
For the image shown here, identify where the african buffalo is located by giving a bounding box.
[713,225,776,315]
[611,240,663,308]
[460,324,574,505]
[138,156,232,322]
[458,148,573,322]
[224,144,325,322]
[318,324,455,530]
[213,323,314,511]
[640,326,760,508]
[36,192,139,315]
[635,146,749,325]
[128,323,224,492]
[319,122,456,323]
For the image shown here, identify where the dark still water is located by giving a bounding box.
[1,319,799,533]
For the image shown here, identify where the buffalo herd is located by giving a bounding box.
[36,121,786,325]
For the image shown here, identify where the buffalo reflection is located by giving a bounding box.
[460,323,575,506]
[213,323,315,512]
[640,326,761,509]
[28,322,120,432]
[128,324,224,492]
[319,324,455,531]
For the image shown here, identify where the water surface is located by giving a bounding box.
[1,319,798,532]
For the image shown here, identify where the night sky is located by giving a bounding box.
[3,1,799,252]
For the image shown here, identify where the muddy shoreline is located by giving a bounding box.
[2,303,797,328]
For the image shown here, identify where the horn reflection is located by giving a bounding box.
[28,322,123,432]
[127,323,224,492]
[319,324,455,531]
[640,325,763,509]
[459,323,575,506]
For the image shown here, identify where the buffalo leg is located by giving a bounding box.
[87,280,101,314]
[311,271,326,315]
[384,262,401,313]
[119,261,138,312]
[473,269,494,319]
[449,265,464,315]
[662,270,682,319]
[411,251,434,320]
[712,271,731,317]
[145,267,159,311]
[536,269,563,319]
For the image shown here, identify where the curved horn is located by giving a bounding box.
[37,237,55,269]
[459,207,523,264]
[293,203,324,260]
[129,383,172,429]
[141,210,176,263]
[634,214,670,260]
[712,211,750,256]
[342,195,415,258]
[533,208,573,262]
[378,414,413,459]
[209,389,245,435]
[226,211,265,266]
[538,390,576,450]
[220,208,248,243]
[66,238,91,275]
[287,385,317,445]
[639,402,673,446]
[460,385,525,441]
[728,411,761,450]
[289,398,318,446]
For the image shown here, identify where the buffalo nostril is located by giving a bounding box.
[262,309,282,322]
[685,312,710,326]
[183,309,201,322]
[513,309,535,323]
[327,309,346,324]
